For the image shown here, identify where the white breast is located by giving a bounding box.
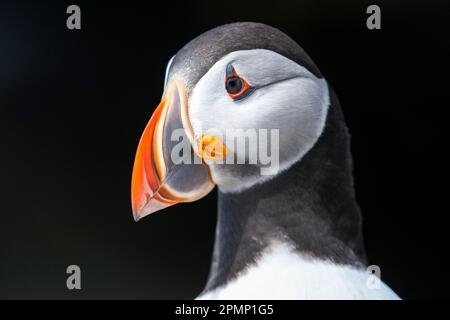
[197,242,400,300]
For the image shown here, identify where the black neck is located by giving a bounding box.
[203,90,366,292]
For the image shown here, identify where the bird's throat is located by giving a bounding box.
[202,90,367,293]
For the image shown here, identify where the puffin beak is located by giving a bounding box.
[131,79,215,221]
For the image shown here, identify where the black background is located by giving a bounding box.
[0,0,448,299]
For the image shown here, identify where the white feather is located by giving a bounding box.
[197,242,400,300]
[188,49,329,193]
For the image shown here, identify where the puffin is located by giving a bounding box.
[131,22,400,300]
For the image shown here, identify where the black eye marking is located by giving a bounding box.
[225,63,255,100]
[226,63,234,78]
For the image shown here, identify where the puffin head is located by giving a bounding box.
[131,22,330,221]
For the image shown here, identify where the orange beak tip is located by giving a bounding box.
[131,80,215,220]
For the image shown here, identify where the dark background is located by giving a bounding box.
[0,0,448,299]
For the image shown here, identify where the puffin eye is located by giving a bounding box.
[226,77,243,94]
[225,63,254,101]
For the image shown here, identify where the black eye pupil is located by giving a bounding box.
[226,77,243,94]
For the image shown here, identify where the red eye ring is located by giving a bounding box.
[225,64,255,101]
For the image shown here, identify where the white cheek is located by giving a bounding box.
[188,67,231,137]
[190,76,328,156]
[187,49,330,192]
[258,78,329,167]
[189,97,232,136]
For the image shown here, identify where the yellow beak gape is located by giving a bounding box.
[197,134,228,161]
